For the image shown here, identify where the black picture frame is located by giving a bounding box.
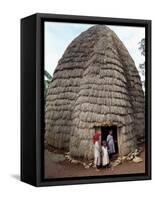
[21,13,151,187]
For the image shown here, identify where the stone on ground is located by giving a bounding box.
[132,156,143,163]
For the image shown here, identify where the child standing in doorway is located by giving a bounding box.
[101,140,110,167]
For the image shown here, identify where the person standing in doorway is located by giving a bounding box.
[93,131,101,170]
[101,140,110,167]
[107,130,115,159]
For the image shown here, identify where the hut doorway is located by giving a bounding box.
[101,125,118,154]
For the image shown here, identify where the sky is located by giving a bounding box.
[44,22,145,82]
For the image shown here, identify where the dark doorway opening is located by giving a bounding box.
[101,125,118,154]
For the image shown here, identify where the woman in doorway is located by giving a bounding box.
[93,131,101,171]
[107,130,115,159]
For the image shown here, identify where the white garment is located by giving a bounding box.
[94,141,101,166]
[107,134,115,154]
[101,146,109,166]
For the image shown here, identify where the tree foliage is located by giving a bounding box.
[45,70,52,80]
[44,70,52,96]
[138,38,145,56]
[138,38,145,91]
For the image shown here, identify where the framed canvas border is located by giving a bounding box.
[21,13,151,187]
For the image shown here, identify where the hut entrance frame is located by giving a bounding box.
[101,125,118,154]
[95,125,119,155]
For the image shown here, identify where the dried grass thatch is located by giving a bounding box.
[45,25,145,159]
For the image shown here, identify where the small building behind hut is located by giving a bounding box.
[45,25,145,160]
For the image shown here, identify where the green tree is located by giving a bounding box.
[44,70,52,95]
[138,38,145,91]
[45,70,52,80]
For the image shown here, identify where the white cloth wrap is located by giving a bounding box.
[101,146,109,166]
[106,134,115,154]
[94,141,101,166]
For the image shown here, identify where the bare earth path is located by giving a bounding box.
[44,146,145,179]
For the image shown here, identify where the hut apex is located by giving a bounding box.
[45,25,145,160]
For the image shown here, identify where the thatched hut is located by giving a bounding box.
[45,25,145,160]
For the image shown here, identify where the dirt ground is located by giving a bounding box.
[44,144,145,179]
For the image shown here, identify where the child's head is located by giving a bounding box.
[109,130,113,135]
[102,140,107,147]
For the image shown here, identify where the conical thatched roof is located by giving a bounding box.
[45,25,145,159]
